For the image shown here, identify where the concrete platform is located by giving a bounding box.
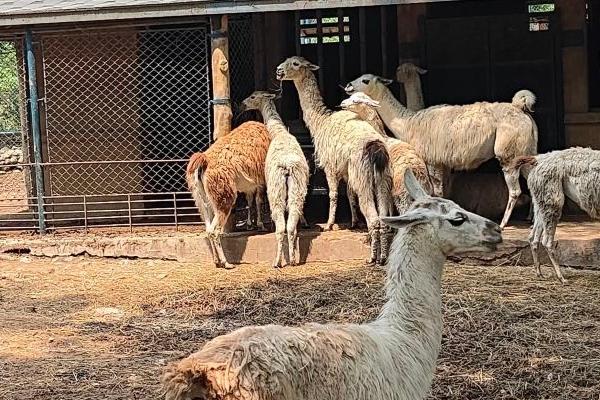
[1,220,600,269]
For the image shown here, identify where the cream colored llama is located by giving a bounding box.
[161,169,503,400]
[277,56,393,265]
[396,63,427,111]
[340,92,437,214]
[345,74,538,228]
[513,147,600,283]
[241,91,310,267]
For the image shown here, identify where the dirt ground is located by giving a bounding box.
[1,255,599,400]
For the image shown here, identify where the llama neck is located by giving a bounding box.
[373,86,415,140]
[404,78,424,111]
[294,72,332,134]
[373,224,445,390]
[259,101,285,139]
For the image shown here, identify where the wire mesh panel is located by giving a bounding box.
[229,15,256,126]
[0,39,37,232]
[39,26,211,230]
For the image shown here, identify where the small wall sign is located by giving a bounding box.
[527,1,555,31]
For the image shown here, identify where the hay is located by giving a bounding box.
[0,255,599,399]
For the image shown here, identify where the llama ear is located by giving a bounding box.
[381,210,431,228]
[404,169,428,201]
[377,77,393,86]
[307,62,320,71]
[416,67,428,74]
[264,93,277,99]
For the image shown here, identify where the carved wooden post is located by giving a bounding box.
[210,15,232,140]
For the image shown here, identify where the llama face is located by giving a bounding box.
[345,74,392,98]
[339,92,380,110]
[395,63,427,83]
[381,170,502,256]
[241,91,276,112]
[276,56,319,81]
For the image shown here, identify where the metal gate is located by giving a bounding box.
[424,13,564,153]
[36,26,211,230]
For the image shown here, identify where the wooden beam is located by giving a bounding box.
[316,9,325,89]
[359,7,367,73]
[381,6,388,77]
[337,8,345,83]
[210,14,232,140]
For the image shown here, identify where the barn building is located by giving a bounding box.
[0,0,596,232]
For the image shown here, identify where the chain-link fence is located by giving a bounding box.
[0,40,37,231]
[230,15,257,127]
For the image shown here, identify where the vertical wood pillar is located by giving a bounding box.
[210,15,232,140]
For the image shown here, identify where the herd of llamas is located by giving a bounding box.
[172,55,600,399]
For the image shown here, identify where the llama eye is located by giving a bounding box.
[293,62,300,66]
[449,214,467,227]
[362,79,370,84]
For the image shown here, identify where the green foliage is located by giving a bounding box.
[0,42,20,133]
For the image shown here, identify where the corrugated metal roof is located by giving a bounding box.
[0,0,198,15]
[0,0,454,29]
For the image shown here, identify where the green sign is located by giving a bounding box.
[528,3,555,13]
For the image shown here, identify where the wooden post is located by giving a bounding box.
[210,15,232,140]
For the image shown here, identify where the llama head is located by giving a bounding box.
[381,170,502,256]
[339,92,381,111]
[395,63,427,84]
[241,91,277,112]
[276,56,319,81]
[345,74,393,99]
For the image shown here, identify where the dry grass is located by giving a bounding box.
[0,255,599,400]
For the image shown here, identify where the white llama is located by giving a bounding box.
[345,74,538,228]
[277,56,394,265]
[513,147,600,283]
[241,91,310,267]
[161,169,503,400]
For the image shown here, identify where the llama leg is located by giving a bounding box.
[204,219,222,267]
[499,166,522,229]
[209,212,233,269]
[541,221,566,283]
[286,211,301,266]
[271,208,286,268]
[376,179,394,265]
[528,217,543,278]
[347,185,359,228]
[255,189,266,231]
[245,192,255,230]
[324,169,339,231]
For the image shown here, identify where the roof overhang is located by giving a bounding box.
[0,0,456,29]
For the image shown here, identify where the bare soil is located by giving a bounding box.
[0,170,28,214]
[0,255,599,400]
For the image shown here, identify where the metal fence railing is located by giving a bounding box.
[36,27,212,231]
[0,20,258,233]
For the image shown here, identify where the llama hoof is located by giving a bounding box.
[223,262,235,270]
[272,263,283,269]
[365,258,377,267]
[559,277,568,284]
[324,223,334,231]
[378,258,388,267]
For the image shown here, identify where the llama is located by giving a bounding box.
[396,63,427,112]
[241,91,310,267]
[339,92,438,214]
[161,169,503,400]
[186,121,270,269]
[513,147,600,283]
[276,56,393,265]
[345,74,538,228]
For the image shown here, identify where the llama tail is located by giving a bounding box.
[161,358,210,400]
[364,139,390,177]
[364,139,393,216]
[511,155,538,171]
[186,152,213,223]
[512,89,536,113]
